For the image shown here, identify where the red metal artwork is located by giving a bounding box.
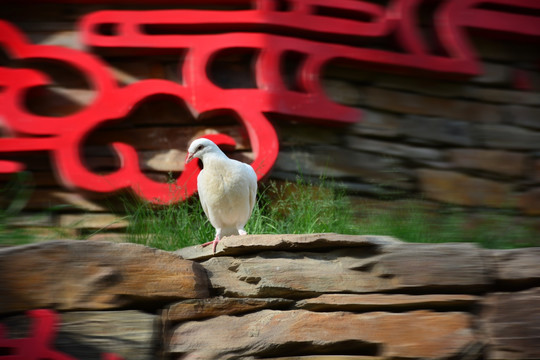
[1,0,539,204]
[0,309,123,360]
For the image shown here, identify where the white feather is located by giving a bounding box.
[187,138,257,240]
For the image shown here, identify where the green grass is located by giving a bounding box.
[358,200,539,249]
[122,176,358,251]
[1,173,538,250]
[0,172,37,246]
[122,195,214,251]
[121,176,539,250]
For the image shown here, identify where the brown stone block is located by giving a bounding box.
[490,248,540,286]
[534,160,540,182]
[347,136,442,160]
[365,87,451,117]
[465,88,540,106]
[482,288,540,360]
[448,148,528,177]
[169,309,480,359]
[477,124,540,150]
[350,109,400,138]
[176,234,400,261]
[400,115,474,146]
[322,79,364,106]
[504,105,540,130]
[418,169,514,207]
[518,188,540,215]
[366,87,501,123]
[165,297,294,323]
[198,242,489,298]
[59,213,129,229]
[0,240,209,313]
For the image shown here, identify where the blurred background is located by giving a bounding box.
[1,0,540,249]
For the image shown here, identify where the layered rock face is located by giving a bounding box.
[1,234,539,360]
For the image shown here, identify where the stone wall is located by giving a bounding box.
[1,234,539,359]
[1,3,540,239]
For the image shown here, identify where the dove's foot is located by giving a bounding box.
[239,229,247,236]
[201,235,220,254]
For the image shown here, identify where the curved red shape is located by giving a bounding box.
[0,21,278,204]
[2,0,540,204]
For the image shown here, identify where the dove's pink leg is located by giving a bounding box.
[201,234,220,253]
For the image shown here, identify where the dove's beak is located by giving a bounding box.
[185,152,194,164]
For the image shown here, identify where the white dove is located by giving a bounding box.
[185,138,257,253]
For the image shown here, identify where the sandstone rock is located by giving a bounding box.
[165,297,294,323]
[1,310,157,360]
[17,189,107,211]
[48,191,108,212]
[464,88,540,105]
[490,248,540,287]
[477,124,540,150]
[6,213,54,227]
[322,79,364,106]
[59,213,129,229]
[456,101,503,124]
[418,169,513,207]
[471,62,511,85]
[400,115,474,146]
[373,242,491,291]
[200,243,490,298]
[365,87,453,118]
[143,149,186,172]
[0,240,209,314]
[346,137,442,160]
[28,30,82,50]
[307,147,411,187]
[482,287,540,359]
[86,233,128,243]
[295,294,480,312]
[277,123,340,146]
[273,148,411,189]
[518,188,540,215]
[534,160,540,182]
[504,105,540,130]
[89,125,246,152]
[365,87,501,123]
[448,148,528,177]
[168,309,480,359]
[349,109,400,138]
[175,233,401,261]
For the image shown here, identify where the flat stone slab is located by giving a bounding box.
[175,233,402,261]
[482,287,540,360]
[0,240,210,314]
[168,309,480,359]
[164,297,294,323]
[202,243,491,298]
[490,248,540,287]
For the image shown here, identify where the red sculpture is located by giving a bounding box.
[1,0,539,204]
[0,21,248,203]
[0,309,123,360]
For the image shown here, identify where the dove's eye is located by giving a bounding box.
[196,145,203,152]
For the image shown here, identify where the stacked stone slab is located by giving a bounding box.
[1,234,539,359]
